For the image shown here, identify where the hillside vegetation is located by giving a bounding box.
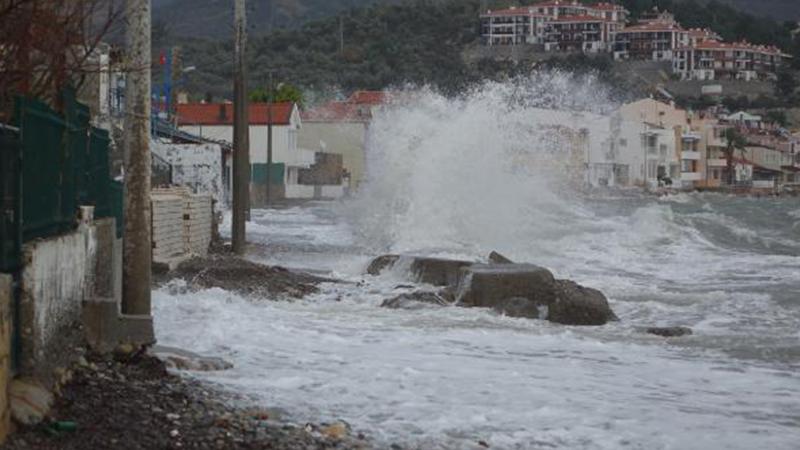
[168,0,800,101]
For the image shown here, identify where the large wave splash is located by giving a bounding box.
[341,74,618,258]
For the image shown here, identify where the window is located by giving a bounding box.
[660,144,668,157]
[619,138,627,147]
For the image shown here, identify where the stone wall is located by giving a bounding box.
[18,224,96,383]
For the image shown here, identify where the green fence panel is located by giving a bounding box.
[15,93,115,242]
[0,127,21,272]
[251,163,285,185]
[16,97,71,240]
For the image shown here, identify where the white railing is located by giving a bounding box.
[707,158,727,167]
[681,151,701,160]
[680,172,703,181]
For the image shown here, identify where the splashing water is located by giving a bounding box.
[156,77,800,449]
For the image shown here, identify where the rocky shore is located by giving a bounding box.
[4,350,371,450]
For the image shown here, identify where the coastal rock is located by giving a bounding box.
[366,255,400,275]
[151,346,233,372]
[547,280,618,326]
[367,255,473,286]
[456,263,556,308]
[644,326,693,337]
[10,379,53,425]
[492,297,543,319]
[381,291,453,309]
[488,251,514,264]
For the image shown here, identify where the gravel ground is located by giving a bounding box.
[4,351,372,450]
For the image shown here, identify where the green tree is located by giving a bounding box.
[723,127,748,186]
[250,83,304,106]
[775,69,797,101]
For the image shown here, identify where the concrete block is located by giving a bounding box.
[93,218,116,299]
[456,263,556,308]
[366,255,474,287]
[19,226,95,382]
[83,297,155,353]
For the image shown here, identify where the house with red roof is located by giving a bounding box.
[298,91,392,189]
[175,102,320,203]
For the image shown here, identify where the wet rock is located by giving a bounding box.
[151,346,233,372]
[488,251,513,264]
[320,422,350,440]
[10,379,53,425]
[644,326,693,337]
[492,297,542,319]
[381,291,453,309]
[547,280,618,326]
[166,256,331,299]
[456,263,556,308]
[366,255,400,275]
[367,255,473,286]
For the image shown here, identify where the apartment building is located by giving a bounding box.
[672,40,790,81]
[480,1,627,48]
[612,14,688,61]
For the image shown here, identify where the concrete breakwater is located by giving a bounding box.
[368,253,618,326]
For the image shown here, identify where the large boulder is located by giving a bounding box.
[643,326,693,338]
[456,263,556,308]
[381,291,454,310]
[492,297,543,319]
[488,251,514,264]
[547,280,618,326]
[367,255,473,286]
[456,264,617,325]
[366,255,400,275]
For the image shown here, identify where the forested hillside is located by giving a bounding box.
[166,0,799,101]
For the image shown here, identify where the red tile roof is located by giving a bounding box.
[176,102,295,126]
[482,7,546,17]
[691,40,785,55]
[551,14,605,22]
[347,91,391,105]
[301,101,372,123]
[619,21,685,32]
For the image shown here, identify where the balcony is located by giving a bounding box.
[681,151,701,160]
[681,172,703,181]
[707,158,727,167]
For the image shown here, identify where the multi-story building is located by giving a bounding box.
[612,16,688,61]
[480,1,628,49]
[480,7,549,46]
[544,15,609,52]
[672,40,790,81]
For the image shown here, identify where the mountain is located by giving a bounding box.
[717,0,800,21]
[152,0,400,39]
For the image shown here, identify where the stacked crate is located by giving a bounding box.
[151,187,213,266]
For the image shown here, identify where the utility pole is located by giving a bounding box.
[232,0,250,254]
[339,16,344,55]
[122,0,152,315]
[266,70,274,207]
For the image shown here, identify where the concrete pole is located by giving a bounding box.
[122,0,152,315]
[232,0,250,255]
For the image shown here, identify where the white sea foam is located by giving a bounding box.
[159,80,800,449]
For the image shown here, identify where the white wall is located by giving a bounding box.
[179,124,299,166]
[152,141,224,203]
[20,224,97,376]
